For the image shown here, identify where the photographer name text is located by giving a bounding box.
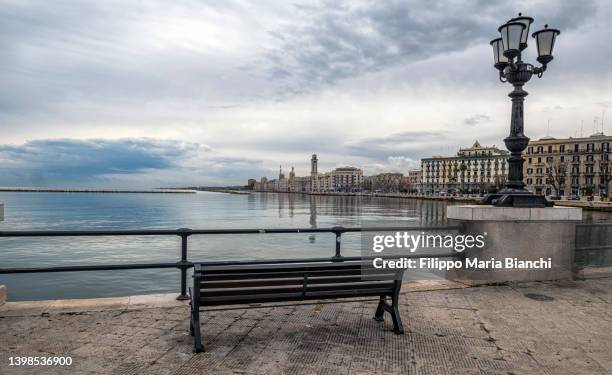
[373,257,552,270]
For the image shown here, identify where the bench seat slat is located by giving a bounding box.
[201,268,367,280]
[200,287,394,306]
[200,274,397,289]
[201,261,364,274]
[200,280,395,297]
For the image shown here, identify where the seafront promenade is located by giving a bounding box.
[251,190,612,211]
[1,275,610,375]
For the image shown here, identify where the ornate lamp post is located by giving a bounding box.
[482,13,560,207]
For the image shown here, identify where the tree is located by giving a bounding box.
[459,163,467,193]
[546,159,567,198]
[599,162,612,198]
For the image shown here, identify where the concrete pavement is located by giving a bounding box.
[0,277,610,374]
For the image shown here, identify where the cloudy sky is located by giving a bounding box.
[1,0,611,188]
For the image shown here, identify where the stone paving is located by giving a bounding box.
[0,277,610,374]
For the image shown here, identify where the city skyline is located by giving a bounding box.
[1,0,611,188]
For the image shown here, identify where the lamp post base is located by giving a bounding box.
[480,189,553,207]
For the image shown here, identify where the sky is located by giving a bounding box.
[1,0,611,188]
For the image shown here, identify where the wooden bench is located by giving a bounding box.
[189,258,405,352]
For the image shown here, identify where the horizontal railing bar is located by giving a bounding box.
[574,246,612,252]
[0,262,181,274]
[576,222,612,227]
[0,225,461,238]
[197,253,461,267]
[0,252,461,275]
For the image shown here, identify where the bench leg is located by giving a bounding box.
[390,294,404,335]
[189,315,194,336]
[373,296,385,322]
[191,309,204,352]
[190,289,204,353]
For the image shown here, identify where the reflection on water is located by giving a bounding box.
[0,191,609,301]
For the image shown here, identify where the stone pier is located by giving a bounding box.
[447,205,582,283]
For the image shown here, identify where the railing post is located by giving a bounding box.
[331,226,344,261]
[176,228,192,300]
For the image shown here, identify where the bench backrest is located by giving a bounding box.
[193,259,403,306]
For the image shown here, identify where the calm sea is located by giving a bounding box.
[0,191,453,301]
[0,191,609,301]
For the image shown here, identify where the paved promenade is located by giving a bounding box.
[0,277,610,374]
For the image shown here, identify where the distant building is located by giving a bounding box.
[251,154,363,193]
[247,179,256,190]
[310,154,319,192]
[524,133,612,198]
[331,167,364,192]
[406,170,422,194]
[366,173,403,192]
[421,141,509,195]
[276,166,288,192]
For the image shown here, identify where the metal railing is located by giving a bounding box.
[575,222,612,267]
[0,225,462,300]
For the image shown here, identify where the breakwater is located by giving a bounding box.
[0,188,196,194]
[252,190,480,203]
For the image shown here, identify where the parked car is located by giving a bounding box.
[569,194,580,200]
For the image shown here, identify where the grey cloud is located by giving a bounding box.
[0,138,206,187]
[464,114,491,126]
[265,0,597,94]
[345,130,444,159]
[597,101,612,108]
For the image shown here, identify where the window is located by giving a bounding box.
[546,157,553,163]
[574,144,579,152]
[528,147,533,154]
[548,145,553,153]
[573,155,580,162]
[538,157,542,163]
[537,146,543,153]
[603,143,610,152]
[560,145,565,153]
[587,143,594,152]
[560,156,565,162]
[527,168,533,174]
[587,155,594,162]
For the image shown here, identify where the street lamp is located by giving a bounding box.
[482,13,560,207]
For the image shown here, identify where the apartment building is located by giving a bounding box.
[524,133,612,198]
[421,141,509,195]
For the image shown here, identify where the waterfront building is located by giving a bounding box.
[276,166,288,192]
[330,167,364,192]
[524,133,612,198]
[313,172,333,192]
[310,154,319,192]
[250,154,363,193]
[366,173,403,192]
[406,170,422,194]
[287,167,312,192]
[421,141,509,195]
